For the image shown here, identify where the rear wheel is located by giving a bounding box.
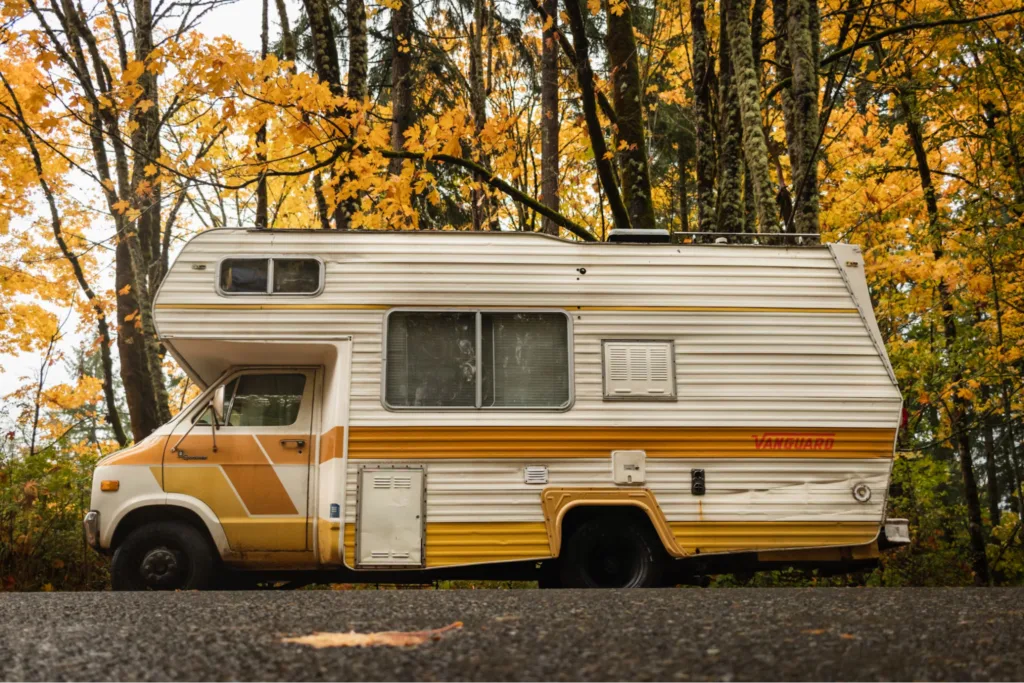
[111,521,216,591]
[559,515,666,588]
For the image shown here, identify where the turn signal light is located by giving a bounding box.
[100,480,120,492]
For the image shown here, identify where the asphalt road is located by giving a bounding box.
[1,588,1022,681]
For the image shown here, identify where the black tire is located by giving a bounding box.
[559,515,666,588]
[537,561,562,589]
[111,521,216,591]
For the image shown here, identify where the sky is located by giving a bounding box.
[0,0,299,401]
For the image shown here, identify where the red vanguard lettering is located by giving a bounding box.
[751,432,836,451]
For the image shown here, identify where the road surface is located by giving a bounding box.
[1,588,1021,681]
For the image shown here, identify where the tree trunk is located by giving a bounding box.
[772,0,799,229]
[725,0,780,232]
[468,0,493,230]
[689,0,716,232]
[717,4,744,234]
[540,0,560,235]
[301,0,347,229]
[274,0,297,65]
[678,130,692,232]
[347,0,368,101]
[275,0,331,230]
[982,407,1001,527]
[899,84,990,585]
[564,0,631,233]
[388,0,415,178]
[604,0,655,229]
[785,0,821,233]
[255,0,269,229]
[129,0,170,429]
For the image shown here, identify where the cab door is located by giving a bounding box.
[164,368,317,552]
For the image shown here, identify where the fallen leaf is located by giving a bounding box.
[839,633,857,640]
[281,621,463,649]
[802,628,827,635]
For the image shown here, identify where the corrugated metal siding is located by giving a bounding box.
[344,459,888,525]
[154,230,901,429]
[156,230,857,310]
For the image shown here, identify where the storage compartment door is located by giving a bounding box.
[357,466,424,567]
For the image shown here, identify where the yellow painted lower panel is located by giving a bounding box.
[670,521,879,554]
[344,523,355,565]
[424,522,551,568]
[342,522,551,568]
[220,518,309,552]
[339,521,879,569]
[318,518,343,564]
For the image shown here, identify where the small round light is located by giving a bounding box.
[852,483,872,503]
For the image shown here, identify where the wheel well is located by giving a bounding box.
[111,505,218,554]
[559,504,661,549]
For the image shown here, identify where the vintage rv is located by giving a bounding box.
[83,228,909,589]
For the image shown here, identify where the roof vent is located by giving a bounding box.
[607,229,671,244]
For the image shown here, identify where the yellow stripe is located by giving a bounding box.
[155,303,858,314]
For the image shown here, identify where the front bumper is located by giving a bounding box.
[881,517,911,546]
[83,510,100,550]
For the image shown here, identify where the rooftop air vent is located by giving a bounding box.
[607,229,671,244]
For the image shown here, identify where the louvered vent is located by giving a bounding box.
[524,466,549,485]
[602,340,676,400]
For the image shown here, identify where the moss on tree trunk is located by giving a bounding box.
[689,0,716,233]
[717,4,744,234]
[725,0,780,231]
[605,0,655,229]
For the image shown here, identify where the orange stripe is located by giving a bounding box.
[328,426,896,461]
[222,465,298,515]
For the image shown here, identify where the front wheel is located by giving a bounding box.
[111,521,216,591]
[559,515,667,588]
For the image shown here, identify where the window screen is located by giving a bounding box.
[220,259,268,293]
[385,311,570,409]
[481,313,569,407]
[273,258,320,293]
[225,373,306,426]
[385,312,477,407]
[219,258,321,295]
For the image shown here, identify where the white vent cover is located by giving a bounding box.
[602,340,676,399]
[524,466,549,485]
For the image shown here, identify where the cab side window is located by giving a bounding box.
[225,374,306,427]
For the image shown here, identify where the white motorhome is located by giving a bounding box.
[84,229,909,589]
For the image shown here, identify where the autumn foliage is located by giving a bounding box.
[1,0,1024,588]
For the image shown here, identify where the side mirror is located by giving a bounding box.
[211,385,226,424]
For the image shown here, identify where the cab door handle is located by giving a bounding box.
[280,439,306,448]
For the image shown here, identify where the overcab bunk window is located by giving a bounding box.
[219,257,322,295]
[385,311,571,409]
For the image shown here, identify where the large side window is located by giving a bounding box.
[224,373,307,426]
[219,257,322,295]
[385,311,571,409]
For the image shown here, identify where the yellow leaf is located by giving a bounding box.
[144,164,158,177]
[118,284,131,296]
[282,622,462,649]
[123,61,145,84]
[111,199,131,215]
